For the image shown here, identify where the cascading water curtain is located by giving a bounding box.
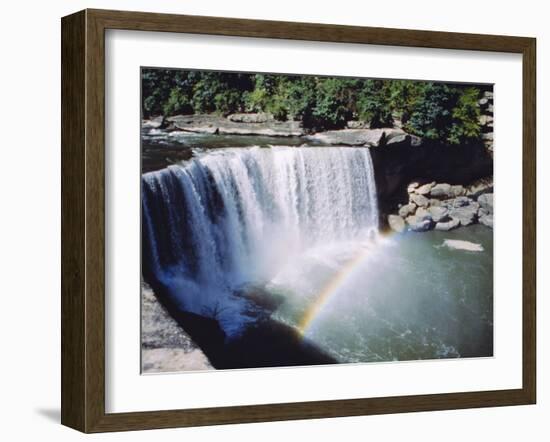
[142,146,378,335]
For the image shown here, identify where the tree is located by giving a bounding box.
[448,87,482,144]
[406,82,456,141]
[356,80,394,128]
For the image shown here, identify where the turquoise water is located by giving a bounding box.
[267,225,493,362]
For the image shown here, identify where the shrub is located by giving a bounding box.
[405,83,456,141]
[448,87,482,144]
[213,90,243,116]
[356,80,393,128]
[311,78,355,130]
[162,87,193,116]
[284,77,317,124]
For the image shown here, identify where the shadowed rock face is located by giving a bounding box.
[145,280,337,370]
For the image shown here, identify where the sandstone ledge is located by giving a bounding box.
[141,281,213,373]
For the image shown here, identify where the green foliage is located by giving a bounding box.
[213,90,243,116]
[405,83,482,145]
[356,80,394,128]
[448,87,482,144]
[163,87,192,116]
[406,83,455,141]
[386,80,424,124]
[244,87,268,113]
[244,75,289,121]
[142,68,486,144]
[284,77,317,123]
[310,78,356,130]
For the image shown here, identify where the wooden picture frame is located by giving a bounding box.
[61,8,536,433]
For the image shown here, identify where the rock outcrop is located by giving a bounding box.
[305,128,408,147]
[478,91,494,157]
[387,179,494,233]
[141,281,213,373]
[227,112,271,123]
[167,114,305,137]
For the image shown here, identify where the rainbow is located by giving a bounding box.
[297,237,384,335]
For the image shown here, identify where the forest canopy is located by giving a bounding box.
[142,69,489,145]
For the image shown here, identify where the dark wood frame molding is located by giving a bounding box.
[61,8,536,433]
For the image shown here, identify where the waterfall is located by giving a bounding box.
[142,146,379,336]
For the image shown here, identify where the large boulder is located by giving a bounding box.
[449,205,478,226]
[449,196,475,208]
[478,193,494,214]
[143,115,165,129]
[407,182,420,193]
[479,214,494,228]
[406,214,433,232]
[428,206,449,223]
[430,183,452,199]
[398,203,417,218]
[346,120,367,129]
[467,178,493,198]
[388,214,406,233]
[227,113,271,123]
[428,184,465,199]
[415,207,433,221]
[435,218,460,231]
[386,133,410,146]
[450,185,466,197]
[407,181,420,193]
[410,193,430,208]
[415,182,436,195]
[478,207,489,218]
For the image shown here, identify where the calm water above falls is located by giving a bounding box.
[142,145,493,364]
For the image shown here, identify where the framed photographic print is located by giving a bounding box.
[61,9,536,433]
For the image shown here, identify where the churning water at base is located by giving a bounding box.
[142,145,493,364]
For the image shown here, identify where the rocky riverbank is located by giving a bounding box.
[145,114,416,148]
[141,281,213,373]
[146,113,305,137]
[387,178,493,233]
